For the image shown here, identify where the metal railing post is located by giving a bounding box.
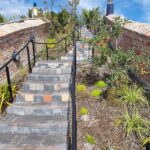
[78,27,80,41]
[65,38,67,53]
[6,66,13,103]
[72,30,77,150]
[46,45,49,60]
[92,46,94,58]
[26,46,32,73]
[31,35,36,66]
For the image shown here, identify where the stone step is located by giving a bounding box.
[35,60,72,69]
[0,133,67,150]
[66,53,89,57]
[14,99,68,106]
[22,81,70,93]
[7,103,68,117]
[68,50,90,54]
[0,115,68,136]
[76,43,89,49]
[61,56,88,61]
[16,91,70,103]
[28,74,71,82]
[32,67,71,75]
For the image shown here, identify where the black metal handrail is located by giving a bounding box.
[0,31,73,102]
[34,33,73,59]
[0,38,33,102]
[70,30,77,150]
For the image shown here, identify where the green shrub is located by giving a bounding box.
[106,69,129,87]
[121,110,150,138]
[110,49,134,70]
[118,84,148,108]
[95,80,107,88]
[90,89,102,97]
[80,107,88,116]
[85,134,96,145]
[77,84,87,93]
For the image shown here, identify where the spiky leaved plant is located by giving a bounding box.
[121,110,150,139]
[118,84,148,113]
[0,83,17,113]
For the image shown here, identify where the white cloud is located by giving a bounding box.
[79,0,105,11]
[0,0,30,17]
[133,0,150,23]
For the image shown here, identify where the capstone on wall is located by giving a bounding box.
[105,15,150,55]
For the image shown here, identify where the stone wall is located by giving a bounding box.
[105,15,150,55]
[0,18,50,83]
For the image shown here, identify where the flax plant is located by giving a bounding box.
[121,110,150,139]
[118,84,148,113]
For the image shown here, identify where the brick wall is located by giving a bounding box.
[105,15,150,55]
[0,18,50,83]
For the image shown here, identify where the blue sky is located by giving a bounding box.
[0,0,150,23]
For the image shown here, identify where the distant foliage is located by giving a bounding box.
[28,9,32,18]
[0,14,5,23]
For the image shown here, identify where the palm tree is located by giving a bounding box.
[81,7,101,32]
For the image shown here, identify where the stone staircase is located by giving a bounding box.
[0,35,92,150]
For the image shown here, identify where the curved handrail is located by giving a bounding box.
[0,31,75,71]
[0,39,31,71]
